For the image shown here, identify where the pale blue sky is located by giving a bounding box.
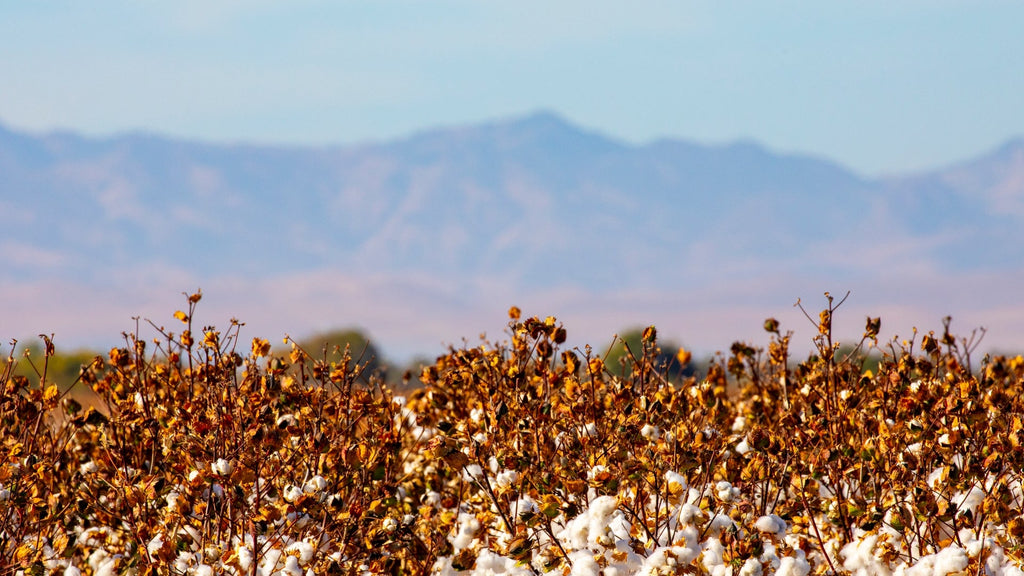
[2,1,1022,175]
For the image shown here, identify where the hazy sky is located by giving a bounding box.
[2,1,1023,176]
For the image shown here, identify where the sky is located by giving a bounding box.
[2,1,1024,176]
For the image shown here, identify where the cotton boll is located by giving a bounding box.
[461,464,484,482]
[732,415,748,432]
[567,550,602,576]
[702,537,726,575]
[738,557,763,576]
[640,424,661,441]
[211,458,234,476]
[735,437,752,455]
[303,475,328,494]
[840,533,890,576]
[775,550,811,576]
[495,469,519,491]
[450,512,481,550]
[285,540,316,565]
[715,480,740,503]
[147,533,165,556]
[638,546,699,575]
[63,566,82,576]
[664,471,688,496]
[754,514,787,539]
[281,555,303,576]
[705,513,737,537]
[902,546,967,576]
[194,565,214,576]
[283,484,303,503]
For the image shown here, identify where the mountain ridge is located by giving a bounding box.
[2,111,1023,357]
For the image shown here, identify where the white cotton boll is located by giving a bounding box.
[147,533,165,555]
[568,550,602,576]
[732,415,748,432]
[840,533,890,576]
[715,480,739,502]
[906,442,923,456]
[641,424,661,441]
[79,461,98,475]
[276,414,297,428]
[194,565,214,576]
[515,495,539,521]
[706,514,737,537]
[905,546,968,576]
[187,468,202,483]
[488,456,500,473]
[236,545,253,572]
[665,471,688,495]
[739,557,763,576]
[736,437,752,455]
[587,464,609,483]
[473,431,489,444]
[281,555,303,576]
[470,407,485,424]
[211,458,234,476]
[474,549,533,575]
[422,490,442,507]
[926,467,945,489]
[382,517,399,533]
[496,469,519,491]
[283,484,303,503]
[583,422,598,437]
[462,464,484,482]
[286,540,316,564]
[776,550,811,576]
[450,512,480,550]
[63,566,82,576]
[303,475,328,494]
[955,485,986,516]
[754,514,787,539]
[702,537,726,574]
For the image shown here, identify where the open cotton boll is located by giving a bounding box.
[715,480,740,503]
[738,557,763,576]
[283,484,303,503]
[556,495,621,551]
[63,566,82,576]
[901,546,968,576]
[495,469,519,491]
[474,549,534,576]
[567,550,602,576]
[775,550,811,576]
[450,512,481,551]
[638,546,700,575]
[303,475,328,494]
[664,471,688,496]
[211,458,234,476]
[840,532,891,576]
[640,424,661,441]
[754,514,787,539]
[462,464,485,482]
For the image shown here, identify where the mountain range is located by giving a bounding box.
[2,112,1022,359]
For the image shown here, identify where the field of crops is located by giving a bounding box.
[2,292,1022,575]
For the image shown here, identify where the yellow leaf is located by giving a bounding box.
[43,384,59,403]
[173,310,188,323]
[251,337,271,358]
[676,347,692,365]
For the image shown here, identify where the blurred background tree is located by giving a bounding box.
[602,327,701,383]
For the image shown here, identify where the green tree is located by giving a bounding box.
[295,328,386,381]
[602,327,697,383]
